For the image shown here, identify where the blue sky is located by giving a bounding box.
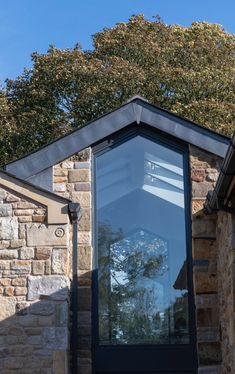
[0,0,234,83]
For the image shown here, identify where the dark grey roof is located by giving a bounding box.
[6,96,230,180]
[205,131,235,212]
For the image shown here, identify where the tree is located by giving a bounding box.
[1,15,235,165]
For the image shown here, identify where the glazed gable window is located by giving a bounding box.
[94,131,190,346]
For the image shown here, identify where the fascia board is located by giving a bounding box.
[6,99,230,179]
[0,171,69,224]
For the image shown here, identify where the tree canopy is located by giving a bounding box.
[0,15,234,165]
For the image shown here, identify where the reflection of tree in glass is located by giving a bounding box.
[98,222,171,345]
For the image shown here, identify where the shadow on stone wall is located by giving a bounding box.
[0,285,70,373]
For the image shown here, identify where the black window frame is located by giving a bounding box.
[91,123,198,374]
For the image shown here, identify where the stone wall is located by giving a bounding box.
[0,187,70,373]
[51,145,224,374]
[0,143,227,374]
[216,212,235,374]
[53,149,92,374]
[190,146,222,374]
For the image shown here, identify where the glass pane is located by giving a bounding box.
[95,135,189,345]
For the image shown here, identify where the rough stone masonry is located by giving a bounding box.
[0,184,71,374]
[0,142,230,374]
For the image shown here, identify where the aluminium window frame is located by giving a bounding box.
[91,123,198,373]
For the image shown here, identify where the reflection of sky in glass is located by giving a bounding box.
[96,135,189,345]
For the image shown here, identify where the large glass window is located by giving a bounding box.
[95,135,189,346]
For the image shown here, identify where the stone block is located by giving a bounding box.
[77,336,91,349]
[6,193,20,202]
[35,247,52,260]
[78,365,92,374]
[0,217,18,240]
[206,173,218,182]
[78,311,91,325]
[54,168,68,177]
[0,261,10,270]
[53,350,67,374]
[26,224,68,246]
[43,327,68,349]
[0,240,10,249]
[32,260,45,275]
[197,308,219,327]
[78,232,91,245]
[14,209,34,216]
[192,181,214,198]
[74,182,91,191]
[10,239,26,248]
[52,248,67,274]
[10,260,31,274]
[15,301,29,316]
[193,239,216,260]
[4,286,14,296]
[74,161,90,169]
[198,366,220,374]
[33,215,46,223]
[68,169,90,183]
[0,296,15,321]
[54,176,67,183]
[71,192,91,207]
[27,335,42,345]
[191,169,206,182]
[37,315,54,327]
[56,302,68,326]
[30,301,55,315]
[12,278,26,286]
[17,315,38,327]
[19,224,26,239]
[194,272,217,293]
[24,327,42,335]
[0,188,7,200]
[198,342,221,365]
[8,326,24,335]
[78,324,91,336]
[78,246,91,270]
[45,259,51,275]
[28,275,69,301]
[192,199,204,214]
[18,216,33,223]
[78,209,91,231]
[192,216,216,239]
[0,249,18,259]
[66,183,74,193]
[15,201,37,209]
[4,357,24,369]
[197,327,220,342]
[14,287,27,296]
[196,294,218,308]
[0,278,11,286]
[0,204,12,217]
[54,184,66,192]
[20,247,34,259]
[61,161,74,169]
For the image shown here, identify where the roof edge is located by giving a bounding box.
[6,96,230,169]
[205,132,235,213]
[5,97,230,181]
[0,169,70,224]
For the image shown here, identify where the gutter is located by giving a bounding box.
[68,202,83,374]
[205,132,235,214]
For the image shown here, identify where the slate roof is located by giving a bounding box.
[6,96,230,183]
